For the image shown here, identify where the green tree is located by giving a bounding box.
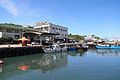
[68,34,84,41]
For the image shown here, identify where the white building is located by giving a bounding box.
[84,35,97,41]
[34,22,68,39]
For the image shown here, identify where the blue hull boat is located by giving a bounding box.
[96,45,120,49]
[68,47,77,51]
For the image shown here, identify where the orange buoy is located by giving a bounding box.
[18,65,29,71]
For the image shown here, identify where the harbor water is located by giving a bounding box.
[1,49,120,80]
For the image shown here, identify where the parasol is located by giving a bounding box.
[18,37,30,46]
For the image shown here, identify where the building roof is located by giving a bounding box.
[23,32,59,36]
[35,22,68,29]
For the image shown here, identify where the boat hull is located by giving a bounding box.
[96,46,120,49]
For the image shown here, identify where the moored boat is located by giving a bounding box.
[96,45,120,49]
[43,44,67,53]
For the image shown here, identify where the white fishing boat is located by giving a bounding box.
[43,46,53,53]
[43,44,68,53]
[43,44,61,53]
[61,46,68,52]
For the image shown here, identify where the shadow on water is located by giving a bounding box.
[67,50,87,57]
[96,49,120,56]
[0,53,68,80]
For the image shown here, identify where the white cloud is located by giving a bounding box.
[0,0,18,17]
[0,0,54,21]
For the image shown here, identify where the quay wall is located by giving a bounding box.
[0,46,45,58]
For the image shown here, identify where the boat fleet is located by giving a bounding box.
[43,43,120,53]
[43,43,88,53]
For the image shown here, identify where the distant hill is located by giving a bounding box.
[0,23,23,28]
[0,23,37,32]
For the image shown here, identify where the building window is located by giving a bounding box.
[14,35,20,39]
[37,36,40,39]
[53,27,54,30]
[40,27,43,30]
[44,27,48,31]
[56,28,57,30]
[59,28,60,30]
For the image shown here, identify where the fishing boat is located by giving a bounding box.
[96,45,120,49]
[67,44,88,51]
[43,44,64,53]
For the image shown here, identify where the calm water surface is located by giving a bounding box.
[1,49,120,80]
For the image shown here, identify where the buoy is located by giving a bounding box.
[18,65,29,71]
[0,60,3,64]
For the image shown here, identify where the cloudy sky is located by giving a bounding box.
[0,0,120,38]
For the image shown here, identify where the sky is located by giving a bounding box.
[0,0,120,38]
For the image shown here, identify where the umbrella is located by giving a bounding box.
[18,37,29,41]
[18,37,30,46]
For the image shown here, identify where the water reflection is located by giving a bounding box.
[0,64,2,73]
[96,49,120,56]
[67,51,87,56]
[1,50,120,80]
[0,53,67,80]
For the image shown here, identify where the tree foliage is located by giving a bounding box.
[0,23,38,33]
[0,37,14,44]
[68,33,84,41]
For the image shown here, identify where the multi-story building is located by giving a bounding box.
[0,25,22,40]
[0,24,37,40]
[0,22,69,44]
[0,32,21,40]
[34,22,68,39]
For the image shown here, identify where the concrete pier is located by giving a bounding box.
[0,46,45,58]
